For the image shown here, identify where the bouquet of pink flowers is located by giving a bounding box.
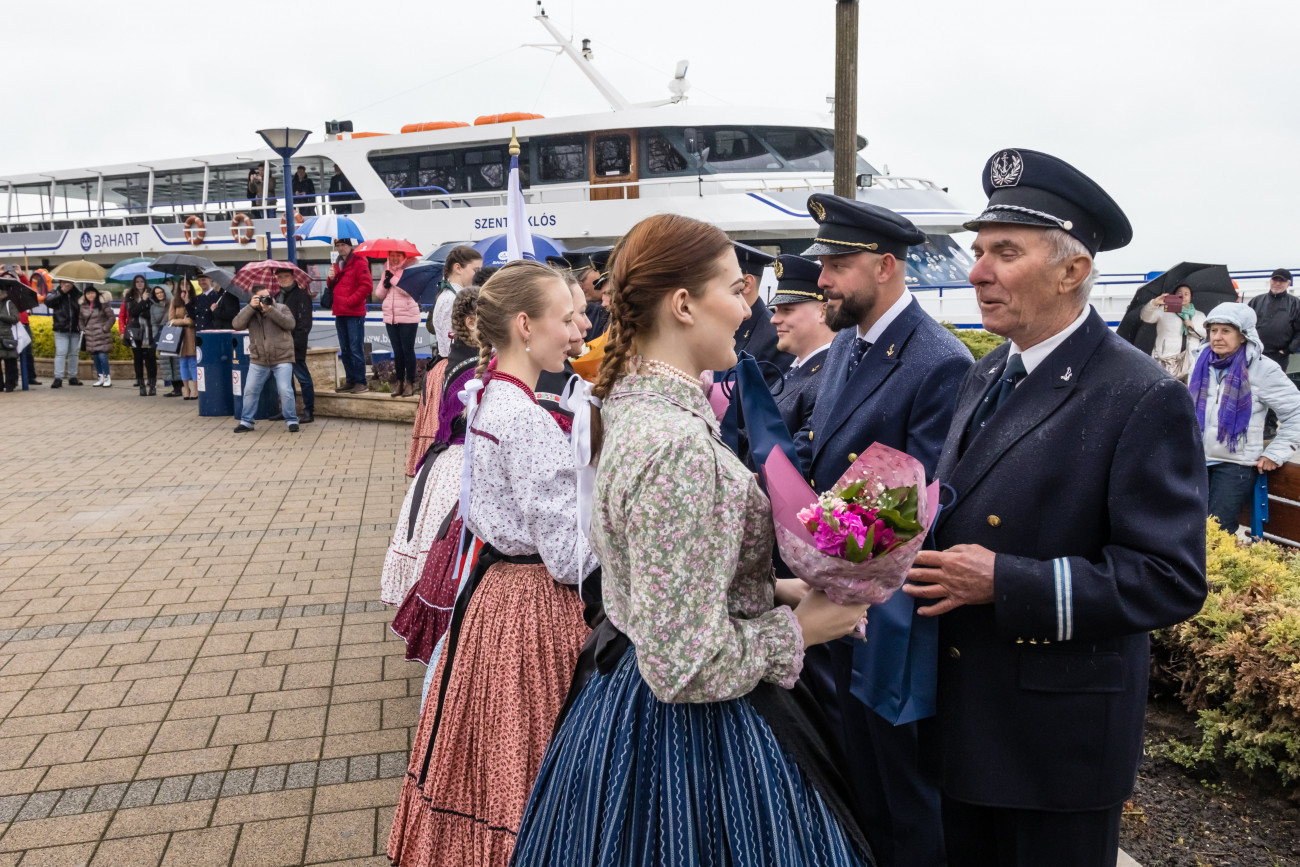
[764,443,941,606]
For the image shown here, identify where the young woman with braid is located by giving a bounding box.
[511,214,875,867]
[388,261,596,867]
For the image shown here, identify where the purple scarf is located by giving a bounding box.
[1188,345,1252,452]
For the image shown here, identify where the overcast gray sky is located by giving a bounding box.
[5,0,1296,275]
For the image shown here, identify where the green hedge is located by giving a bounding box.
[943,323,1006,360]
[27,315,132,361]
[1151,520,1300,788]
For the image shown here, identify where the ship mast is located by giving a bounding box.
[532,4,631,111]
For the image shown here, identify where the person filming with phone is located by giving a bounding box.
[1139,283,1205,381]
[231,276,300,434]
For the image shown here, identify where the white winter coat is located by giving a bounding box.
[1197,347,1300,466]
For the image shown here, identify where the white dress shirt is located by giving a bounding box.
[1009,304,1092,378]
[858,289,914,344]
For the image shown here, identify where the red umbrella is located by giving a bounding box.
[232,260,311,295]
[354,238,422,260]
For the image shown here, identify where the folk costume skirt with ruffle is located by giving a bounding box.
[510,645,874,867]
[405,358,447,477]
[387,552,587,867]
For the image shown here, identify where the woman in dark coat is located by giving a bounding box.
[124,276,158,396]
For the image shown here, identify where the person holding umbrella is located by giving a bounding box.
[121,276,159,395]
[0,276,28,392]
[45,280,83,388]
[370,244,422,397]
[3,266,40,387]
[231,284,299,433]
[326,237,372,393]
[232,261,316,423]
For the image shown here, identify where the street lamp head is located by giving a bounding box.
[256,127,312,156]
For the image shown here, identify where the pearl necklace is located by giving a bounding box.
[639,358,703,388]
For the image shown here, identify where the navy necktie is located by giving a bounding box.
[967,353,1027,437]
[846,338,871,379]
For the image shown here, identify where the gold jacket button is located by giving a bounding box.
[808,431,815,440]
[848,453,858,463]
[947,646,961,659]
[987,515,1001,527]
[1015,638,1024,644]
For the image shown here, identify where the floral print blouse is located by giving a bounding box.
[591,371,804,704]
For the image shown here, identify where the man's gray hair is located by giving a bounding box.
[1043,229,1098,298]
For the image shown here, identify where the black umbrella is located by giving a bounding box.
[392,262,445,305]
[1116,262,1238,355]
[150,253,218,276]
[1,277,39,312]
[200,266,249,302]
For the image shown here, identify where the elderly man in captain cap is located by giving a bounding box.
[903,149,1208,866]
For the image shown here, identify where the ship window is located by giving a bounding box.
[643,131,688,175]
[463,148,505,191]
[593,135,632,177]
[415,152,456,195]
[53,178,97,218]
[904,234,975,287]
[371,155,414,196]
[537,137,586,182]
[99,174,150,215]
[760,128,835,172]
[11,183,52,220]
[702,128,777,172]
[152,167,207,211]
[207,164,254,207]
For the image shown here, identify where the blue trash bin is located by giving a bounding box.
[196,330,235,417]
[232,332,283,422]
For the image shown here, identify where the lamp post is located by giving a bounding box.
[255,127,311,264]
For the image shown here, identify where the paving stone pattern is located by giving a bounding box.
[0,385,420,865]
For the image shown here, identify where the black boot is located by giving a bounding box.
[139,384,147,396]
[51,378,62,389]
[148,383,156,396]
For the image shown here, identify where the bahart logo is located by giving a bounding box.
[79,232,92,252]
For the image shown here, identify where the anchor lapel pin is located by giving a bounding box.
[1060,366,1073,382]
[886,344,895,357]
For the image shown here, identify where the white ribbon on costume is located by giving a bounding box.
[450,378,485,598]
[559,374,602,587]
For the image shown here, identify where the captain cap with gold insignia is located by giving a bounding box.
[589,247,615,289]
[732,241,776,277]
[769,254,825,306]
[963,148,1132,255]
[802,193,927,259]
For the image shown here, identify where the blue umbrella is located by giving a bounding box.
[106,259,167,284]
[390,262,445,305]
[473,233,566,267]
[294,214,366,243]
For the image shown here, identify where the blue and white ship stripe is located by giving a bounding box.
[1053,557,1074,642]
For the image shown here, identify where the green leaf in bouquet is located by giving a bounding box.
[876,486,922,536]
[839,480,867,501]
[845,526,875,564]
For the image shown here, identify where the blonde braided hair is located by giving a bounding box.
[471,260,565,382]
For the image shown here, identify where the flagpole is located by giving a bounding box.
[505,128,535,263]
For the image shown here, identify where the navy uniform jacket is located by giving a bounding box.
[774,347,828,436]
[797,297,972,723]
[735,298,794,386]
[931,309,1207,810]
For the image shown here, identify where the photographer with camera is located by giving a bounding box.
[231,281,299,433]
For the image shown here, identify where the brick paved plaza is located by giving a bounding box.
[0,386,417,865]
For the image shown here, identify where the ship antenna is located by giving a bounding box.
[532,10,631,111]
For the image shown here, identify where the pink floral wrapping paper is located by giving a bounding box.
[764,443,941,606]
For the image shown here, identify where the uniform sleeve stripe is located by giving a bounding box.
[1062,558,1074,641]
[1053,559,1065,642]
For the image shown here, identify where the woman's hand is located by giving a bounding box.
[1256,456,1280,472]
[774,578,810,608]
[793,590,870,646]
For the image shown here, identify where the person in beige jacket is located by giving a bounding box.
[232,282,299,433]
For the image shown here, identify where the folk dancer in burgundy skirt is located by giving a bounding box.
[388,261,596,867]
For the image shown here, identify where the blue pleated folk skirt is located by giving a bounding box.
[510,647,872,867]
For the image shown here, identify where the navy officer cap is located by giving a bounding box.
[733,241,776,277]
[964,148,1133,255]
[769,255,824,306]
[802,193,927,259]
[590,247,615,289]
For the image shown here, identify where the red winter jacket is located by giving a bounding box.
[327,253,373,317]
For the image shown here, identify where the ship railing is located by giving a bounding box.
[0,192,363,232]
